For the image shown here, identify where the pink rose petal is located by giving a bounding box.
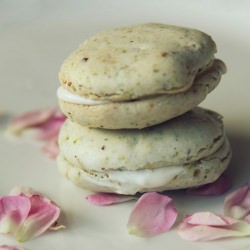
[41,137,60,159]
[34,112,65,141]
[0,196,31,235]
[245,214,250,223]
[127,192,177,237]
[224,184,250,221]
[178,212,250,241]
[182,212,236,226]
[187,173,232,196]
[86,193,136,206]
[5,108,65,159]
[15,194,61,242]
[6,108,57,135]
[5,107,65,142]
[0,187,63,242]
[0,245,25,250]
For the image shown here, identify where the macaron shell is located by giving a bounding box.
[59,23,217,101]
[59,59,226,129]
[57,137,231,195]
[58,107,225,172]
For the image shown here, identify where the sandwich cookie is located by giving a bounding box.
[57,107,232,194]
[57,23,226,129]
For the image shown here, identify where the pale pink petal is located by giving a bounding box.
[9,187,35,197]
[178,212,250,241]
[224,184,250,221]
[0,196,31,235]
[182,212,236,226]
[6,187,63,242]
[34,113,65,141]
[127,192,177,237]
[0,245,25,250]
[86,193,136,206]
[187,174,232,196]
[6,108,65,159]
[245,214,250,223]
[15,194,61,242]
[9,187,54,205]
[6,108,57,135]
[41,137,59,159]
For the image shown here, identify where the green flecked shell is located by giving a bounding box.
[58,107,225,172]
[59,23,217,101]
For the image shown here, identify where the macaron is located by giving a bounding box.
[57,107,231,194]
[57,23,226,129]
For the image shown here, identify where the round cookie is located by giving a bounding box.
[57,23,226,129]
[58,59,225,129]
[57,108,232,194]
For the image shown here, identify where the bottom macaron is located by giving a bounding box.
[57,107,232,195]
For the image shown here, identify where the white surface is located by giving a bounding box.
[0,0,250,249]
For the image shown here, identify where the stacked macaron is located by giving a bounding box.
[56,23,231,195]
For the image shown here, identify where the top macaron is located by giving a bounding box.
[57,23,226,129]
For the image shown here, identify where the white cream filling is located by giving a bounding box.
[97,167,183,194]
[58,138,231,194]
[57,87,111,105]
[60,156,183,194]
